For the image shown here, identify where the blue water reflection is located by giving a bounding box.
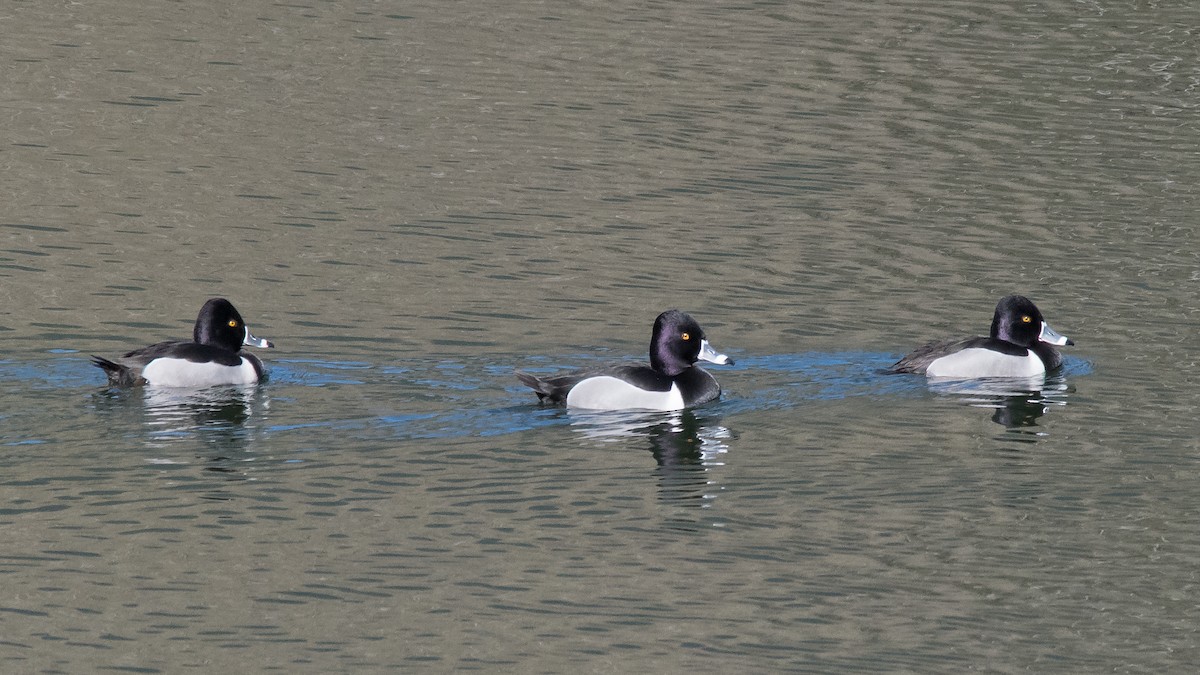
[1,351,1091,453]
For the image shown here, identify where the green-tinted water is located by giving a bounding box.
[2,1,1198,671]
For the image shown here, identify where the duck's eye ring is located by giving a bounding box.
[228,319,239,328]
[1021,315,1032,324]
[680,332,690,341]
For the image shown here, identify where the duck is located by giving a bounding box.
[92,298,274,387]
[890,294,1073,378]
[516,309,734,411]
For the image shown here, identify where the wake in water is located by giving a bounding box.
[1,351,1091,448]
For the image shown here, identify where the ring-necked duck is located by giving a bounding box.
[516,309,734,411]
[92,298,274,387]
[890,295,1073,378]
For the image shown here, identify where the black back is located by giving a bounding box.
[516,363,675,404]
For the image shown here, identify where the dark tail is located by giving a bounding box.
[91,355,141,387]
[515,370,551,402]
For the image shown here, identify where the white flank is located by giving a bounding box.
[565,376,686,411]
[142,357,260,387]
[926,348,1044,379]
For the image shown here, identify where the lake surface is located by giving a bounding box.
[3,0,1199,671]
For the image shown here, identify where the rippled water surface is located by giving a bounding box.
[3,0,1200,671]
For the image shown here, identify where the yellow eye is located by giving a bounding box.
[228,319,239,328]
[681,332,690,341]
[1021,315,1032,324]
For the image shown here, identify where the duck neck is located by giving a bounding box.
[651,347,688,377]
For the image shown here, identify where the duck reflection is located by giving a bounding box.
[145,385,265,442]
[927,373,1071,434]
[94,385,269,464]
[567,409,731,508]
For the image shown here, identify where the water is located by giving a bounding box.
[3,0,1200,671]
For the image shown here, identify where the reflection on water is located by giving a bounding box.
[926,373,1072,437]
[92,384,270,461]
[567,408,731,511]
